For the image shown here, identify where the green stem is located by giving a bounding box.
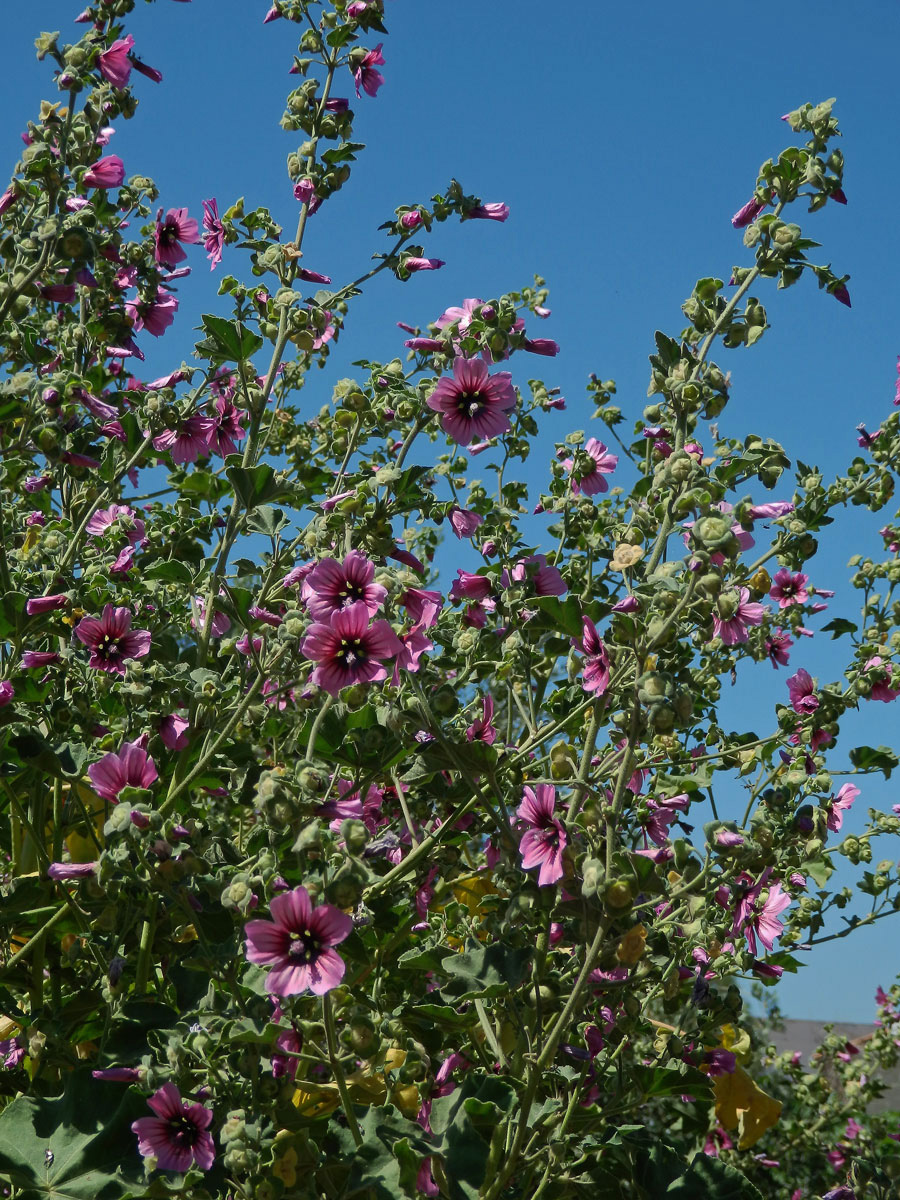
[323,993,363,1148]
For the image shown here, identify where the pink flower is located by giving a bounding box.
[75,606,151,675]
[354,43,385,97]
[26,594,69,616]
[786,668,819,715]
[244,886,352,995]
[448,507,483,538]
[392,629,432,682]
[154,207,199,267]
[201,198,224,269]
[732,196,766,228]
[21,651,60,668]
[206,397,246,457]
[97,35,134,89]
[828,782,859,833]
[132,1083,215,1173]
[466,695,497,744]
[301,601,403,694]
[86,503,146,545]
[769,568,809,609]
[712,587,765,645]
[400,587,443,630]
[400,210,422,230]
[864,656,900,702]
[467,202,509,222]
[153,415,216,464]
[47,862,97,881]
[297,267,332,284]
[83,155,125,189]
[503,554,566,596]
[0,681,14,707]
[563,437,618,495]
[436,297,482,335]
[766,630,793,669]
[159,714,190,751]
[88,738,158,801]
[449,570,492,603]
[126,288,178,337]
[405,256,445,272]
[573,617,610,694]
[523,338,560,356]
[427,358,515,445]
[517,784,566,886]
[304,551,386,621]
[733,870,791,955]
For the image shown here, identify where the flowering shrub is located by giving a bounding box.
[1,2,900,1199]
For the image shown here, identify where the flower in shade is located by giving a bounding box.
[732,196,766,228]
[201,198,224,269]
[517,784,566,886]
[466,694,497,744]
[769,568,809,609]
[301,601,403,695]
[47,861,96,881]
[448,507,483,539]
[765,630,793,669]
[827,782,859,833]
[75,605,151,675]
[467,202,509,222]
[786,668,818,715]
[712,587,765,645]
[159,714,190,751]
[86,503,146,546]
[26,594,69,616]
[92,1066,144,1082]
[427,357,516,445]
[83,155,125,189]
[864,656,900,702]
[563,437,618,495]
[0,681,14,707]
[304,550,386,622]
[400,586,443,630]
[502,554,566,596]
[154,207,199,267]
[97,35,134,88]
[244,885,352,995]
[573,617,610,694]
[131,1082,215,1173]
[354,43,385,97]
[88,738,158,801]
[22,650,60,668]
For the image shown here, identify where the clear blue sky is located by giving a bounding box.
[3,0,900,1022]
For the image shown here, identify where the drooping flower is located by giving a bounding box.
[88,738,158,801]
[83,155,125,189]
[304,551,386,621]
[765,630,793,669]
[97,35,134,88]
[154,207,199,267]
[466,694,497,743]
[244,885,352,995]
[786,668,819,715]
[448,507,483,539]
[399,587,443,630]
[517,785,567,887]
[354,43,385,97]
[731,196,766,228]
[573,617,610,695]
[467,202,509,222]
[769,568,809,609]
[300,601,403,694]
[201,198,224,269]
[449,570,492,603]
[563,437,618,496]
[131,1083,215,1173]
[712,587,765,646]
[159,714,190,751]
[75,605,151,675]
[827,782,859,833]
[864,656,900,702]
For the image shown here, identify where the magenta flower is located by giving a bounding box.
[563,437,618,496]
[466,694,497,744]
[523,337,560,356]
[449,570,492,603]
[97,35,134,88]
[712,587,765,646]
[766,630,793,669]
[26,594,69,616]
[47,862,97,881]
[206,397,246,457]
[304,550,386,621]
[131,55,163,83]
[400,586,443,630]
[154,208,199,267]
[153,415,216,464]
[83,155,125,189]
[300,601,403,695]
[75,605,151,675]
[159,714,190,751]
[132,1083,215,1173]
[467,202,509,222]
[427,357,516,445]
[244,886,352,995]
[573,617,610,694]
[24,475,51,493]
[354,43,385,97]
[436,297,482,335]
[864,656,900,702]
[127,289,178,337]
[88,738,158,801]
[86,503,146,545]
[786,668,819,715]
[405,256,445,272]
[828,782,859,833]
[297,267,332,284]
[93,1066,144,1082]
[392,629,433,682]
[731,196,766,228]
[517,784,567,887]
[769,568,809,609]
[448,507,483,539]
[0,680,13,707]
[734,873,791,955]
[201,198,224,269]
[503,554,566,596]
[21,650,60,668]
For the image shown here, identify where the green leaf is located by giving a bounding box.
[143,559,194,585]
[666,1155,764,1199]
[849,744,899,780]
[431,1075,516,1200]
[820,617,857,639]
[0,1070,146,1199]
[339,1106,431,1200]
[532,595,583,639]
[440,939,532,1000]
[198,313,263,362]
[226,463,283,510]
[245,505,287,538]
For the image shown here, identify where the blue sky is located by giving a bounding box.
[3,0,900,1021]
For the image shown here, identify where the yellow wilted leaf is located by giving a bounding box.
[616,924,647,965]
[292,1045,409,1118]
[713,1064,782,1150]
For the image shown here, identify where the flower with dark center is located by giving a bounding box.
[244,886,352,995]
[74,605,151,676]
[426,357,516,445]
[132,1083,215,1172]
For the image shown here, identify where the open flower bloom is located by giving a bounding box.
[733,870,791,955]
[97,34,134,88]
[466,694,497,743]
[75,605,151,675]
[88,738,158,801]
[304,550,386,621]
[769,568,809,609]
[827,782,859,833]
[426,357,516,445]
[300,600,403,694]
[563,438,618,495]
[712,587,765,646]
[131,1083,215,1172]
[354,43,385,97]
[517,784,567,886]
[244,886,353,995]
[786,667,819,715]
[573,617,610,694]
[154,207,199,266]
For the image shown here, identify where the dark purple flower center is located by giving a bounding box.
[288,928,322,963]
[457,390,485,419]
[337,636,367,667]
[336,580,366,606]
[95,632,122,660]
[159,222,179,247]
[167,1113,201,1149]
